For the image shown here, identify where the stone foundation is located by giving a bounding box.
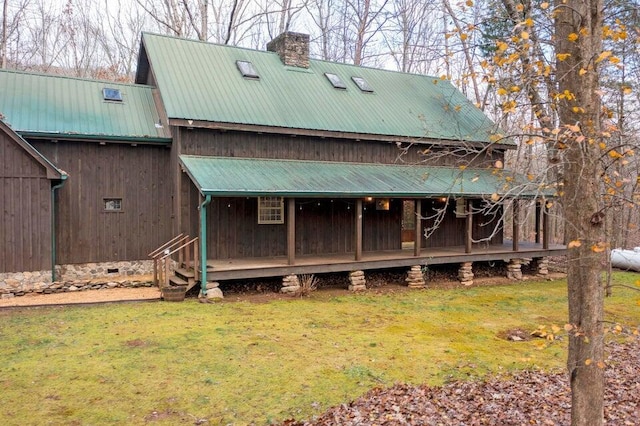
[458,262,474,286]
[506,258,523,280]
[348,270,366,291]
[0,260,155,298]
[280,274,301,294]
[531,257,549,276]
[406,265,426,289]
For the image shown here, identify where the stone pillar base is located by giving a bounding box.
[531,257,549,276]
[458,262,474,286]
[280,274,301,293]
[507,258,523,280]
[406,265,426,288]
[205,281,224,299]
[348,270,366,291]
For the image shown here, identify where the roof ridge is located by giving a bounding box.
[0,68,153,89]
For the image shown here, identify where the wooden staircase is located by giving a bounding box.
[149,234,203,295]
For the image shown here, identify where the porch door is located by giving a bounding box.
[401,200,416,247]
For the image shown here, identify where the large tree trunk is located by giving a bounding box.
[554,0,606,424]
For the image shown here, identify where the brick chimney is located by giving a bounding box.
[267,32,310,68]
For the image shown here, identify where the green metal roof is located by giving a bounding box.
[0,69,171,143]
[180,155,542,198]
[140,33,505,145]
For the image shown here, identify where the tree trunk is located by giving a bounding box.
[554,0,606,424]
[1,0,8,69]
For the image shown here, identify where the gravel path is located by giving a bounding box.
[0,287,161,308]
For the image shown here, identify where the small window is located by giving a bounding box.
[352,76,373,92]
[103,88,123,102]
[104,198,122,212]
[237,60,260,79]
[324,73,347,89]
[258,197,284,224]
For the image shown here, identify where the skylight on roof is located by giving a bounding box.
[103,88,123,102]
[324,73,347,89]
[352,76,374,92]
[237,60,260,79]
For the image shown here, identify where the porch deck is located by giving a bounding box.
[205,241,566,281]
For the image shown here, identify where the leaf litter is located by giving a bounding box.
[282,337,639,425]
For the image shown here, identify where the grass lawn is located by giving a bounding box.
[1,273,638,425]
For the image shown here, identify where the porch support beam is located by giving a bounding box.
[512,199,520,252]
[414,199,422,257]
[199,194,212,296]
[355,199,363,261]
[465,199,473,254]
[287,198,296,265]
[543,201,550,249]
[535,200,542,244]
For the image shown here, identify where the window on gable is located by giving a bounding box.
[237,60,260,79]
[352,76,374,92]
[258,197,284,224]
[324,73,347,89]
[103,88,123,102]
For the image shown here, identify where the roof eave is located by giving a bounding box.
[19,131,172,145]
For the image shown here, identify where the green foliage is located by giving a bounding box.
[0,277,637,425]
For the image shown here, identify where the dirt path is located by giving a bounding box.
[0,287,161,308]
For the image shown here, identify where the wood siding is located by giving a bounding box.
[31,140,172,264]
[0,130,52,272]
[421,199,503,248]
[179,128,503,167]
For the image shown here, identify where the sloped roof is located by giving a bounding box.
[180,155,540,198]
[0,118,65,180]
[0,69,171,143]
[139,33,505,145]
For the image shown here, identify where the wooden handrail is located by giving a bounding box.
[160,237,199,260]
[148,233,185,258]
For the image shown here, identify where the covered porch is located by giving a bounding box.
[179,155,564,288]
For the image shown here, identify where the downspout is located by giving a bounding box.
[199,194,212,296]
[51,175,67,282]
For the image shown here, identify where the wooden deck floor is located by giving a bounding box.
[205,241,566,281]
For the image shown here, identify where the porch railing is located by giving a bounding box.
[149,234,199,288]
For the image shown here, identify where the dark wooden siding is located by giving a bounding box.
[179,128,502,167]
[421,199,503,248]
[0,131,52,272]
[31,141,172,264]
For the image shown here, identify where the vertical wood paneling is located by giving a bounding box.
[0,131,52,273]
[31,140,172,264]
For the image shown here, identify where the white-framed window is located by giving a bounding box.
[104,198,123,212]
[258,196,284,224]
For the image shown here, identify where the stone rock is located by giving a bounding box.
[280,285,301,294]
[1,293,15,299]
[206,282,220,289]
[68,285,79,291]
[206,287,224,299]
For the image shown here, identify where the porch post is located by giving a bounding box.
[512,199,520,252]
[414,199,422,257]
[465,199,473,253]
[287,198,296,265]
[199,194,212,296]
[355,199,363,261]
[535,200,542,244]
[543,201,550,249]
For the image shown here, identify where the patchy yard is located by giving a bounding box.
[0,273,638,425]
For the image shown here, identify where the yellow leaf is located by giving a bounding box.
[623,86,632,95]
[568,240,582,248]
[527,173,534,181]
[466,0,473,6]
[460,33,468,41]
[459,165,467,170]
[521,31,529,40]
[609,56,620,64]
[491,193,500,202]
[585,358,592,366]
[564,324,574,331]
[541,2,549,9]
[510,85,520,92]
[609,150,623,159]
[567,124,581,132]
[572,107,585,114]
[597,361,605,369]
[568,33,579,42]
[557,53,571,61]
[497,41,508,51]
[579,68,588,76]
[595,51,612,63]
[551,325,561,333]
[497,87,508,96]
[524,18,534,27]
[516,3,524,11]
[591,243,606,253]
